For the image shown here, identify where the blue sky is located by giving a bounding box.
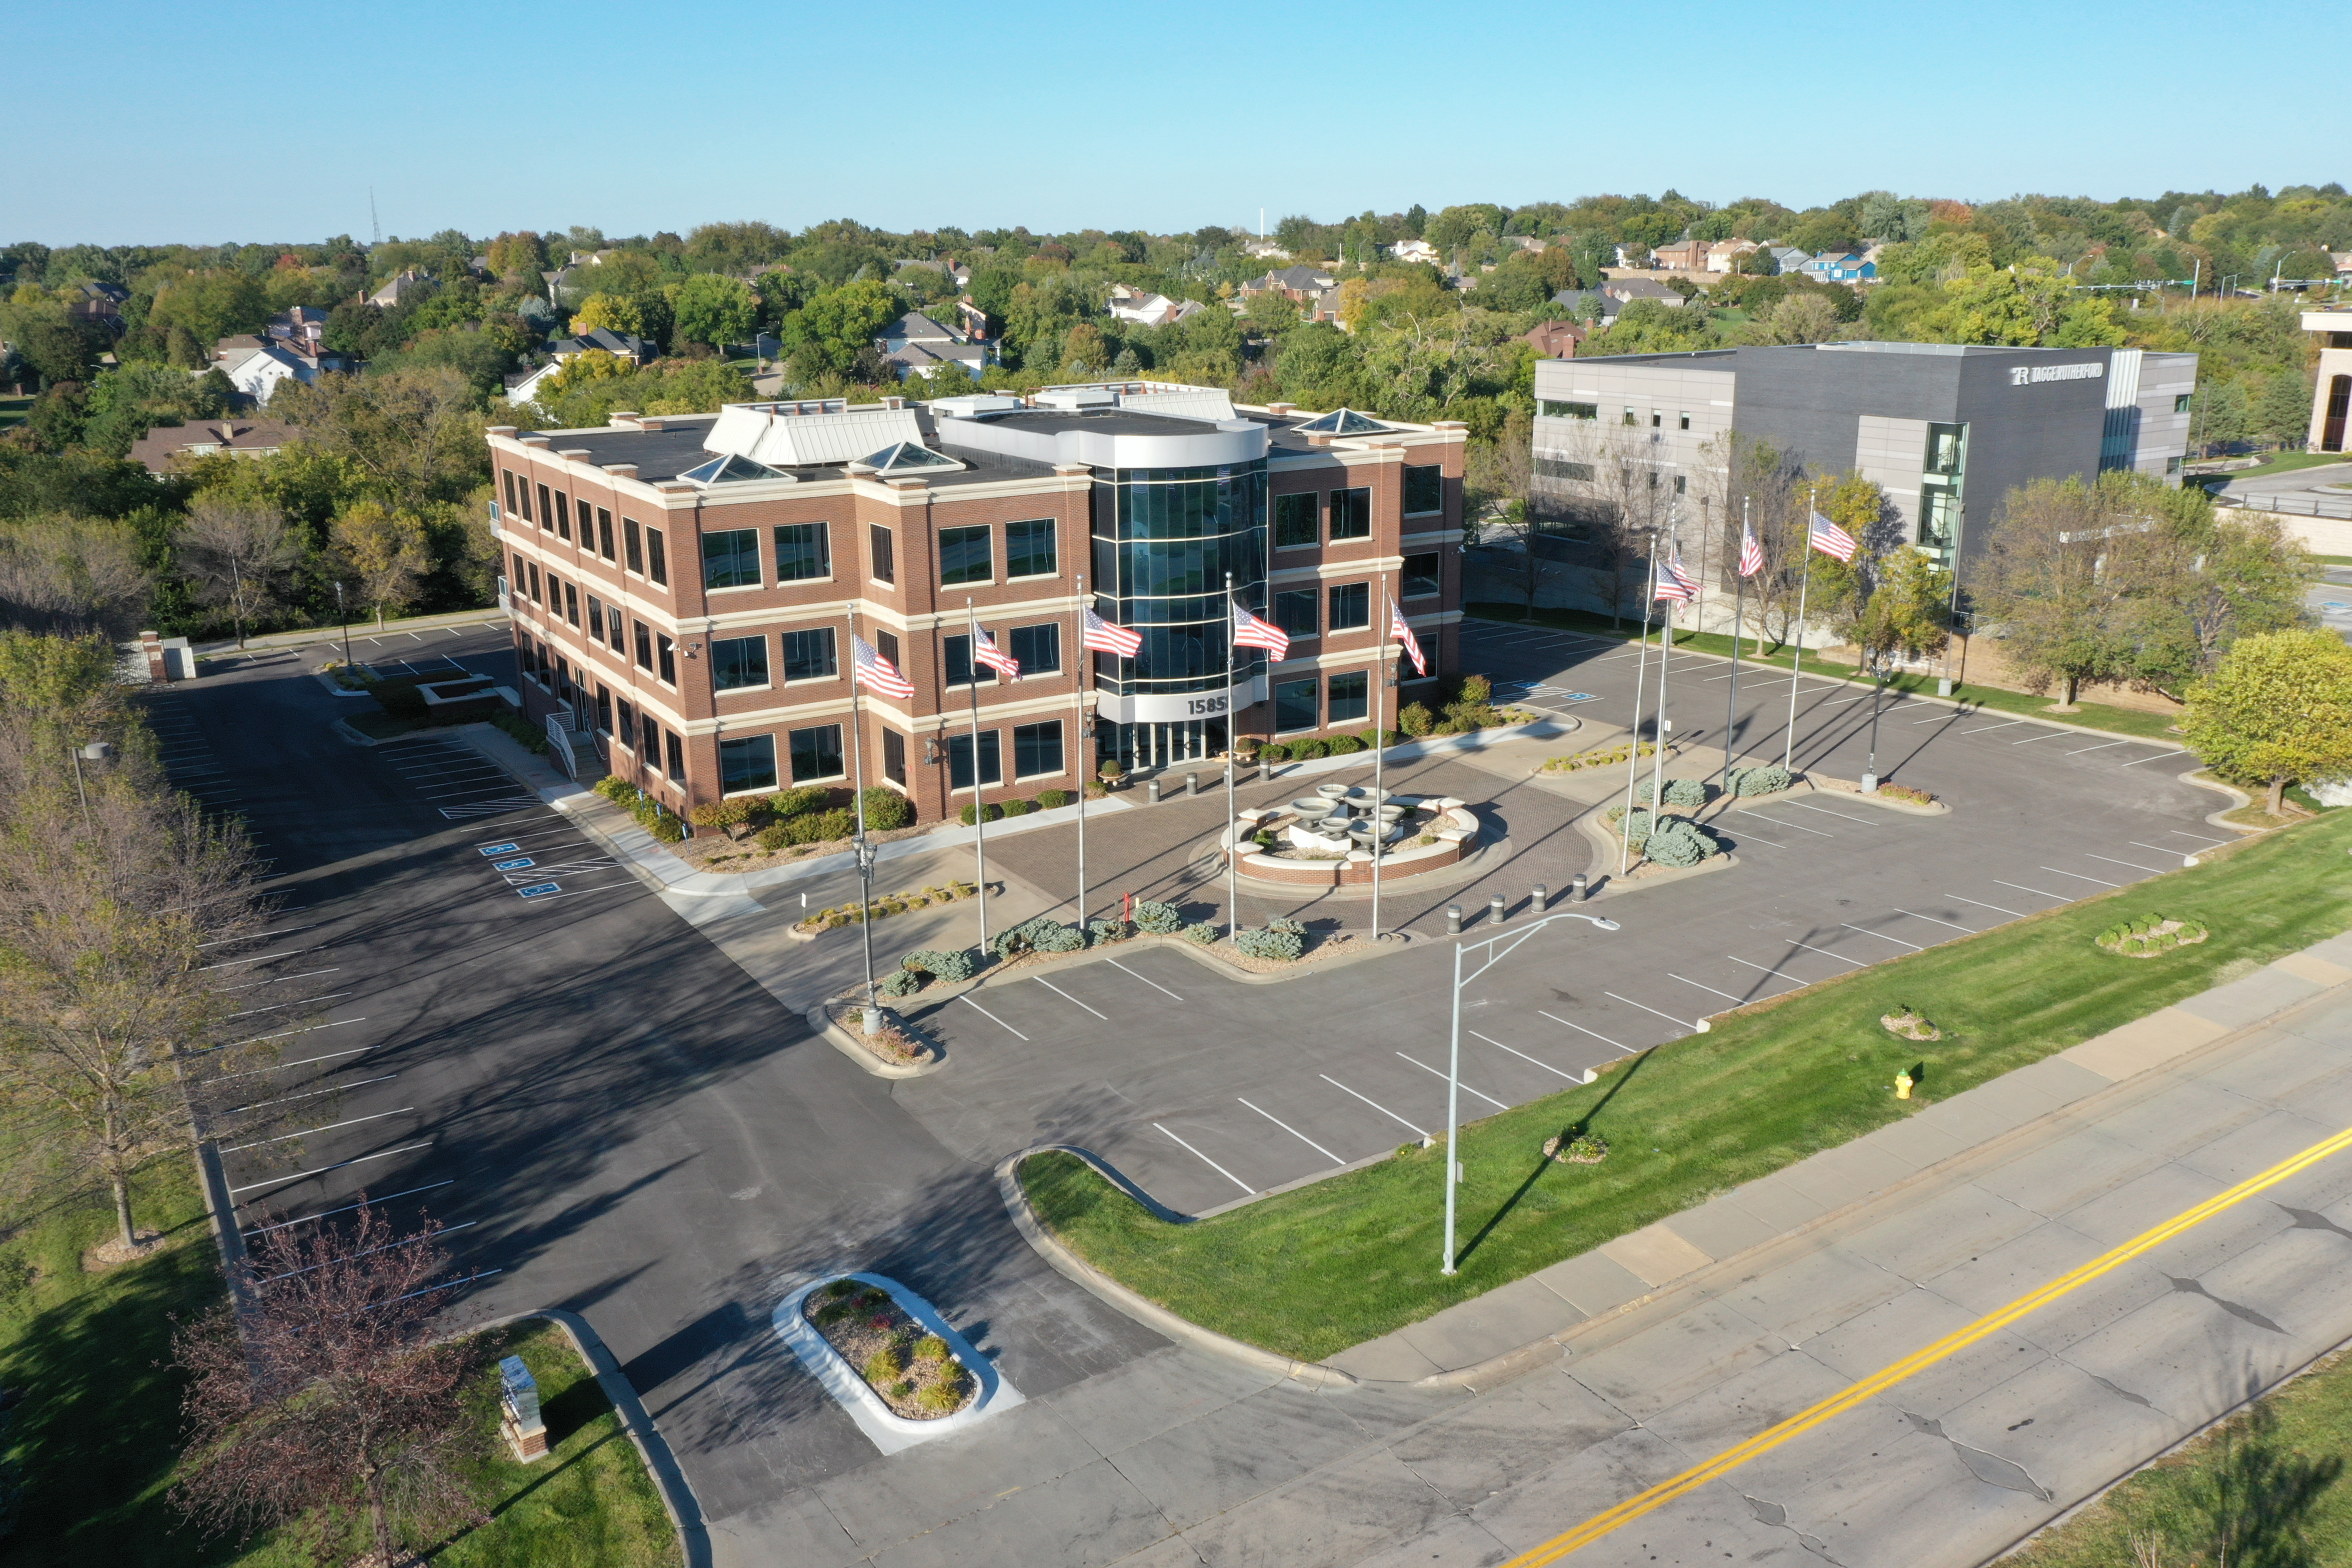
[9,1,2344,246]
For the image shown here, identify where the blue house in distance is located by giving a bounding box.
[1800,251,1878,284]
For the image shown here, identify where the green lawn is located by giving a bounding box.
[2195,450,2352,485]
[1465,602,2187,741]
[0,1168,675,1565]
[1022,809,2352,1362]
[2004,1346,2352,1568]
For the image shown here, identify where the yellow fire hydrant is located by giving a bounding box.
[1894,1069,1914,1101]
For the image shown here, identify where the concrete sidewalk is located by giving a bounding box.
[1330,935,2352,1384]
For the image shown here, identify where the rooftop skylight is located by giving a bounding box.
[680,453,789,485]
[1292,407,1392,435]
[859,441,962,472]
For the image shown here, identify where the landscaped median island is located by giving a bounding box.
[1018,808,2352,1365]
[802,1280,976,1419]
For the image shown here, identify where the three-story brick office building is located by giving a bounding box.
[486,382,1464,824]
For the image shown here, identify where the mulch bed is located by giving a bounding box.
[802,1281,974,1420]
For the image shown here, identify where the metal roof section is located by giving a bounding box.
[1119,386,1237,422]
[703,402,924,466]
[1291,407,1393,435]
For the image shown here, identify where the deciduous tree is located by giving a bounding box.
[331,499,431,621]
[669,272,758,352]
[179,496,299,646]
[2182,629,2352,814]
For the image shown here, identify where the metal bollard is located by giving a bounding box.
[1531,884,1549,913]
[1489,893,1507,924]
[1258,759,1272,784]
[1147,777,1163,804]
[1571,872,1588,903]
[1186,770,1200,796]
[1445,904,1463,935]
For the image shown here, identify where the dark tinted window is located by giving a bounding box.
[782,628,836,682]
[703,528,760,589]
[1403,464,1442,515]
[947,730,1002,789]
[868,524,894,583]
[711,635,769,690]
[1328,581,1370,630]
[720,735,778,794]
[939,524,992,585]
[1009,622,1060,674]
[1014,720,1063,778]
[1327,670,1369,724]
[1004,518,1057,578]
[1273,492,1318,548]
[789,724,844,781]
[775,522,830,581]
[1329,487,1372,541]
[1273,678,1318,732]
[1403,551,1441,598]
[1273,590,1318,636]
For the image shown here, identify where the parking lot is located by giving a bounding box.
[897,616,2237,1216]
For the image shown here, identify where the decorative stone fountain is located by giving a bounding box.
[1227,785,1482,888]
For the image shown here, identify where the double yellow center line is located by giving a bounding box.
[1502,1120,2352,1565]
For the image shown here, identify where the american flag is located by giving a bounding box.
[1082,605,1141,658]
[1808,510,1858,563]
[1231,601,1289,662]
[971,622,1019,678]
[1737,524,1765,579]
[851,634,914,699]
[1654,548,1699,603]
[1389,601,1427,676]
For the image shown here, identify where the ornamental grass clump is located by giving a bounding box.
[2096,914,2210,958]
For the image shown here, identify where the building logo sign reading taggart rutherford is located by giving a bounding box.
[2009,362,2105,387]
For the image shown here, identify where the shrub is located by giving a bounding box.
[1361,729,1401,749]
[1325,734,1362,755]
[789,807,855,845]
[1726,764,1793,796]
[877,968,922,998]
[913,1334,950,1364]
[992,914,1070,959]
[1258,742,1290,762]
[902,947,977,983]
[860,787,913,830]
[1875,782,1935,806]
[756,823,793,851]
[1030,922,1084,953]
[999,798,1032,818]
[1292,738,1328,760]
[864,1345,908,1382]
[1182,922,1220,945]
[958,802,1005,826]
[1085,781,1110,799]
[916,1382,965,1415]
[764,785,829,821]
[1037,788,1070,809]
[1234,925,1305,961]
[1643,818,1722,867]
[691,798,754,837]
[491,712,549,753]
[1098,758,1126,781]
[1397,702,1436,738]
[1133,899,1183,934]
[372,680,426,719]
[1457,673,1493,706]
[1087,918,1128,946]
[1634,777,1707,808]
[1268,915,1306,936]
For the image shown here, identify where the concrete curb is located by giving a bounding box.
[477,1308,710,1568]
[803,1004,947,1079]
[993,1147,1359,1390]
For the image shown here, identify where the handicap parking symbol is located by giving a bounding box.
[517,882,561,898]
[492,856,535,871]
[478,842,521,856]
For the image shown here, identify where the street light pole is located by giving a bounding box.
[69,740,113,832]
[1441,909,1621,1276]
[336,580,352,668]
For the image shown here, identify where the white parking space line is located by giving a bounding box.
[1948,893,2029,918]
[1107,958,1182,1000]
[246,1180,455,1234]
[2086,852,2168,875]
[1726,956,1810,986]
[209,1044,375,1078]
[2166,829,2230,845]
[229,1074,397,1114]
[1397,1053,1508,1109]
[222,1106,414,1153]
[2128,841,2193,857]
[1816,695,1871,707]
[1787,800,1880,826]
[255,1218,484,1283]
[1842,924,1924,950]
[218,968,340,991]
[1153,1123,1255,1195]
[1740,812,1834,837]
[1238,1097,1344,1164]
[1469,1031,1588,1081]
[1785,939,1868,967]
[1911,710,1963,724]
[1894,907,1976,934]
[2120,750,2188,768]
[200,946,319,970]
[2065,739,2134,756]
[1603,991,1699,1032]
[1992,879,2070,900]
[957,995,1029,1039]
[1668,974,1747,1005]
[1539,1011,1633,1053]
[230,1141,436,1198]
[227,991,354,1018]
[1962,719,2026,735]
[1033,977,1107,1019]
[1722,826,1788,848]
[2011,730,2069,745]
[1320,1074,1429,1138]
[2040,865,2122,887]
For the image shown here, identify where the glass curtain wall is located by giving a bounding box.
[1094,460,1269,771]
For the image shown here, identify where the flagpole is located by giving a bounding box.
[1225,570,1240,943]
[1617,531,1660,879]
[966,598,989,956]
[1645,511,1676,829]
[1372,586,1386,943]
[1782,487,1814,774]
[1441,935,1461,1275]
[1719,497,1749,799]
[1073,573,1088,934]
[845,605,879,1029]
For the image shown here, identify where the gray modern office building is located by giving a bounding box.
[1530,342,2199,576]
